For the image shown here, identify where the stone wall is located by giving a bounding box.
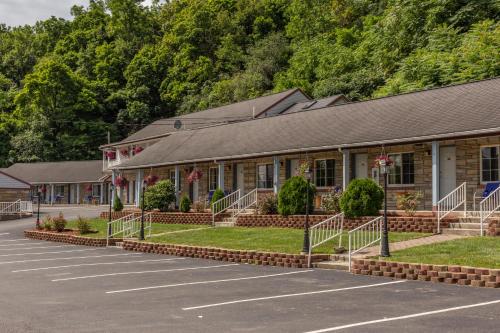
[100,211,218,225]
[352,259,499,288]
[0,188,30,202]
[24,230,121,246]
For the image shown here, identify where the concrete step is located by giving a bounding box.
[449,222,485,229]
[458,217,482,223]
[442,228,483,236]
[215,221,236,227]
[314,261,350,271]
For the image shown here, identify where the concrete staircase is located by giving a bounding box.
[443,212,486,236]
[312,254,350,271]
[214,209,255,227]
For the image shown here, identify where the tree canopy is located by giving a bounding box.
[0,0,498,166]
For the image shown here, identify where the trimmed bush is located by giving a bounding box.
[340,179,384,217]
[143,180,176,212]
[113,193,123,212]
[210,188,225,207]
[76,216,92,234]
[258,194,278,215]
[42,215,53,231]
[52,212,67,232]
[321,186,343,214]
[278,176,316,216]
[180,195,191,213]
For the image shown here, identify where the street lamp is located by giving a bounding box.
[378,156,391,257]
[139,180,146,241]
[35,189,41,229]
[302,168,312,254]
[108,184,115,238]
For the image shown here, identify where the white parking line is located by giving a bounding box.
[12,258,184,272]
[0,248,99,257]
[0,253,141,265]
[107,270,314,294]
[12,258,184,273]
[0,242,45,247]
[0,233,10,236]
[304,299,500,333]
[52,263,240,281]
[0,239,30,242]
[0,245,76,252]
[182,280,406,311]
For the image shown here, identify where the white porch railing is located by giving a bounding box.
[106,213,136,246]
[0,200,32,215]
[212,190,240,225]
[123,213,153,239]
[437,182,467,233]
[231,188,258,220]
[479,186,500,236]
[20,201,33,214]
[348,216,383,272]
[307,212,344,267]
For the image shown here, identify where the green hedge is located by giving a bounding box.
[340,178,384,217]
[278,176,316,216]
[143,180,176,212]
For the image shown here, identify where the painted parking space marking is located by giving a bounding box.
[107,270,314,294]
[0,248,99,257]
[182,280,406,311]
[52,263,240,281]
[0,245,76,252]
[304,299,500,333]
[12,257,184,273]
[0,233,10,236]
[0,242,46,247]
[0,253,142,265]
[0,239,31,242]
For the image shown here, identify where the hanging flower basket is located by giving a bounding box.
[106,151,116,160]
[85,185,92,193]
[133,146,143,154]
[40,185,47,194]
[119,149,129,157]
[114,176,128,188]
[187,169,203,184]
[145,175,159,186]
[374,154,393,172]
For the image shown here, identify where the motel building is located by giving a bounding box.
[97,78,500,234]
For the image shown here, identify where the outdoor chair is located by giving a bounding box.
[473,182,500,211]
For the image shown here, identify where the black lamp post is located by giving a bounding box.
[380,158,391,257]
[302,168,312,254]
[139,180,146,241]
[36,190,41,229]
[108,184,115,238]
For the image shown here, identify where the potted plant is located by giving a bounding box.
[119,148,129,156]
[145,175,159,186]
[187,169,203,183]
[133,146,144,154]
[106,151,116,160]
[114,175,128,188]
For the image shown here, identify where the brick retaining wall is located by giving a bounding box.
[122,240,329,268]
[24,230,121,247]
[488,220,500,236]
[100,211,217,225]
[352,259,499,288]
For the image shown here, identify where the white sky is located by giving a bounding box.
[0,0,154,27]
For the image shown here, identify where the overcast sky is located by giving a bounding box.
[0,0,154,27]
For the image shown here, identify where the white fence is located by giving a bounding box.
[307,213,344,267]
[0,200,33,215]
[106,213,152,246]
[348,216,383,271]
[231,189,258,219]
[437,182,467,233]
[212,190,240,225]
[480,186,500,236]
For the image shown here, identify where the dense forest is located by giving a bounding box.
[0,0,499,167]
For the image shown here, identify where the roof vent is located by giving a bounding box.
[301,101,317,109]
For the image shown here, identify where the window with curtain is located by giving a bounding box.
[481,146,499,182]
[388,153,415,185]
[257,164,273,188]
[315,159,335,187]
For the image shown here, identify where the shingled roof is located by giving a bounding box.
[280,95,349,115]
[0,170,31,189]
[4,161,106,184]
[116,78,500,170]
[103,88,308,147]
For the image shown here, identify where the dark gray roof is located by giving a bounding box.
[280,95,349,114]
[4,161,106,184]
[116,78,500,170]
[0,171,31,189]
[105,88,306,147]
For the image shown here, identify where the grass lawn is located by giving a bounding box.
[384,237,500,269]
[65,218,208,238]
[147,227,430,254]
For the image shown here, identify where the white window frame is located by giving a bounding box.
[387,152,415,187]
[92,184,101,197]
[209,167,219,191]
[256,163,273,189]
[314,159,335,188]
[169,170,176,184]
[480,145,500,184]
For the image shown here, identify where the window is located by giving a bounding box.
[92,184,101,197]
[388,153,414,185]
[209,167,219,191]
[315,159,335,187]
[55,185,65,196]
[481,146,499,182]
[257,164,273,189]
[169,170,176,184]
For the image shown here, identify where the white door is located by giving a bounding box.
[289,159,299,177]
[237,164,245,194]
[440,146,457,198]
[355,154,368,179]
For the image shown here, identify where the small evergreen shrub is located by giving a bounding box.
[180,195,191,213]
[257,194,278,215]
[42,215,53,231]
[143,180,176,212]
[278,176,316,216]
[52,212,67,232]
[113,193,123,212]
[340,179,384,218]
[76,216,92,234]
[321,186,343,214]
[210,188,225,207]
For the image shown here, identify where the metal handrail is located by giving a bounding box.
[479,186,500,236]
[125,213,153,239]
[0,199,21,214]
[307,212,344,267]
[231,189,258,219]
[106,213,136,246]
[437,182,467,233]
[211,189,240,225]
[348,216,383,271]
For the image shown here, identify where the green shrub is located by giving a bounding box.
[321,186,343,214]
[396,191,423,216]
[42,215,53,231]
[52,212,67,232]
[210,188,225,207]
[76,216,92,234]
[143,180,176,212]
[180,195,191,213]
[257,194,278,215]
[278,176,316,216]
[113,193,123,212]
[340,179,384,217]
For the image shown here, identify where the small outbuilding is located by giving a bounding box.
[0,170,31,202]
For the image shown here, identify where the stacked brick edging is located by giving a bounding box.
[100,211,216,225]
[488,220,500,236]
[122,240,329,268]
[24,230,121,247]
[352,259,499,288]
[236,215,455,233]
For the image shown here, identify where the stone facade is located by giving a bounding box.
[24,230,121,246]
[0,188,29,202]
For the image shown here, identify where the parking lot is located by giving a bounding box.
[0,208,499,332]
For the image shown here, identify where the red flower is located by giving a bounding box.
[145,175,159,186]
[114,176,128,187]
[106,151,116,160]
[85,185,92,192]
[374,155,393,168]
[120,149,129,156]
[187,169,203,183]
[133,146,143,154]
